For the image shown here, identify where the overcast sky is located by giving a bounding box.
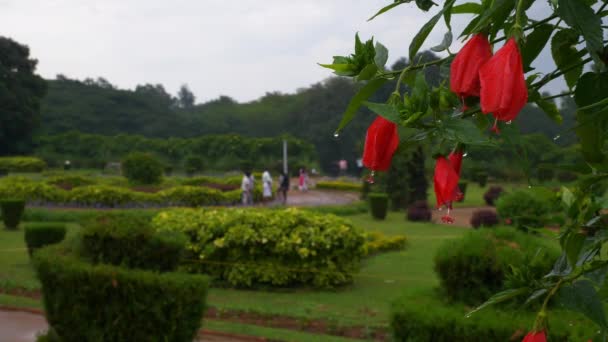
[1,0,574,103]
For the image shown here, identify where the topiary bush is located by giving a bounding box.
[369,193,389,220]
[474,171,488,187]
[184,155,205,175]
[152,208,366,288]
[122,152,164,185]
[495,189,556,230]
[0,156,46,172]
[1,199,26,230]
[483,186,503,206]
[470,209,499,229]
[34,245,208,342]
[434,228,559,304]
[24,223,66,256]
[406,200,432,222]
[80,213,187,272]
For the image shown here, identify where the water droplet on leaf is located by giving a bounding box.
[463,152,468,157]
[506,120,512,125]
[333,132,340,138]
[553,135,561,141]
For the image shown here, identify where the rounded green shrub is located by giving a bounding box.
[24,223,67,256]
[152,208,366,288]
[434,228,559,304]
[1,199,25,230]
[496,188,556,230]
[369,193,389,220]
[34,245,208,342]
[475,171,488,187]
[122,152,164,185]
[80,213,187,272]
[184,155,205,175]
[0,156,46,172]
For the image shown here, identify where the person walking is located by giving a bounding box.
[241,171,253,206]
[298,168,308,192]
[278,171,290,204]
[262,169,273,202]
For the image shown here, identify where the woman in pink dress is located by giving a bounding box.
[298,168,308,192]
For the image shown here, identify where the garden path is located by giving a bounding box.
[0,308,264,342]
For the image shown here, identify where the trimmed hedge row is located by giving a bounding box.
[152,208,366,288]
[315,181,362,192]
[390,291,596,341]
[34,245,209,342]
[364,231,407,255]
[24,223,66,256]
[0,156,47,172]
[0,177,251,207]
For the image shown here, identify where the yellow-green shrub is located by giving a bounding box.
[364,231,407,255]
[0,156,46,172]
[316,181,362,192]
[152,208,366,288]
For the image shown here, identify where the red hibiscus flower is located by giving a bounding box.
[450,34,493,99]
[479,38,528,133]
[362,116,399,172]
[522,330,546,342]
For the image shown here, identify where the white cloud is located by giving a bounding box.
[0,0,568,102]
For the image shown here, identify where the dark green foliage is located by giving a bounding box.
[153,208,366,288]
[24,223,66,256]
[474,171,488,187]
[483,186,503,206]
[557,171,578,183]
[80,213,186,272]
[537,166,555,182]
[406,200,432,222]
[122,152,163,185]
[23,208,159,223]
[0,37,47,155]
[390,291,595,341]
[386,146,411,210]
[496,189,557,230]
[457,181,467,202]
[470,209,499,229]
[407,146,428,203]
[1,199,25,230]
[369,193,389,220]
[0,157,46,172]
[434,228,559,304]
[34,245,208,342]
[184,155,204,175]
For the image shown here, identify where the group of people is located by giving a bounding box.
[240,169,290,206]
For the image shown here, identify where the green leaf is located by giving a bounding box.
[564,232,586,266]
[524,288,548,306]
[551,29,583,90]
[409,0,456,62]
[469,0,514,36]
[415,0,436,11]
[561,186,575,208]
[546,253,572,278]
[574,72,608,164]
[368,1,412,21]
[431,31,453,52]
[467,288,529,316]
[452,2,482,14]
[374,42,389,69]
[521,24,553,71]
[442,117,493,146]
[535,98,563,124]
[460,16,481,37]
[557,0,603,61]
[357,64,378,81]
[364,102,401,123]
[335,78,388,133]
[318,62,357,76]
[557,280,608,329]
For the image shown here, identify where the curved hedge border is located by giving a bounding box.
[390,291,596,341]
[152,208,366,288]
[0,156,46,172]
[315,181,362,192]
[0,177,259,208]
[34,245,209,342]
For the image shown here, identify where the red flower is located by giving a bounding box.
[362,116,399,172]
[522,330,546,342]
[433,155,461,209]
[479,38,528,130]
[450,34,493,98]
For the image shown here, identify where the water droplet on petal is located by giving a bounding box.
[333,132,340,138]
[553,135,561,141]
[506,120,512,125]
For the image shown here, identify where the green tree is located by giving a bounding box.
[0,37,47,155]
[176,84,195,109]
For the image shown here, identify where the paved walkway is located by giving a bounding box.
[0,309,262,342]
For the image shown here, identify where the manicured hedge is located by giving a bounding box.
[24,223,66,256]
[0,156,47,172]
[0,177,251,207]
[364,231,407,255]
[80,213,187,272]
[315,181,362,192]
[152,208,366,288]
[390,291,597,341]
[34,245,209,342]
[1,199,26,230]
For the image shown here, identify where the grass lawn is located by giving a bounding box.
[0,214,469,329]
